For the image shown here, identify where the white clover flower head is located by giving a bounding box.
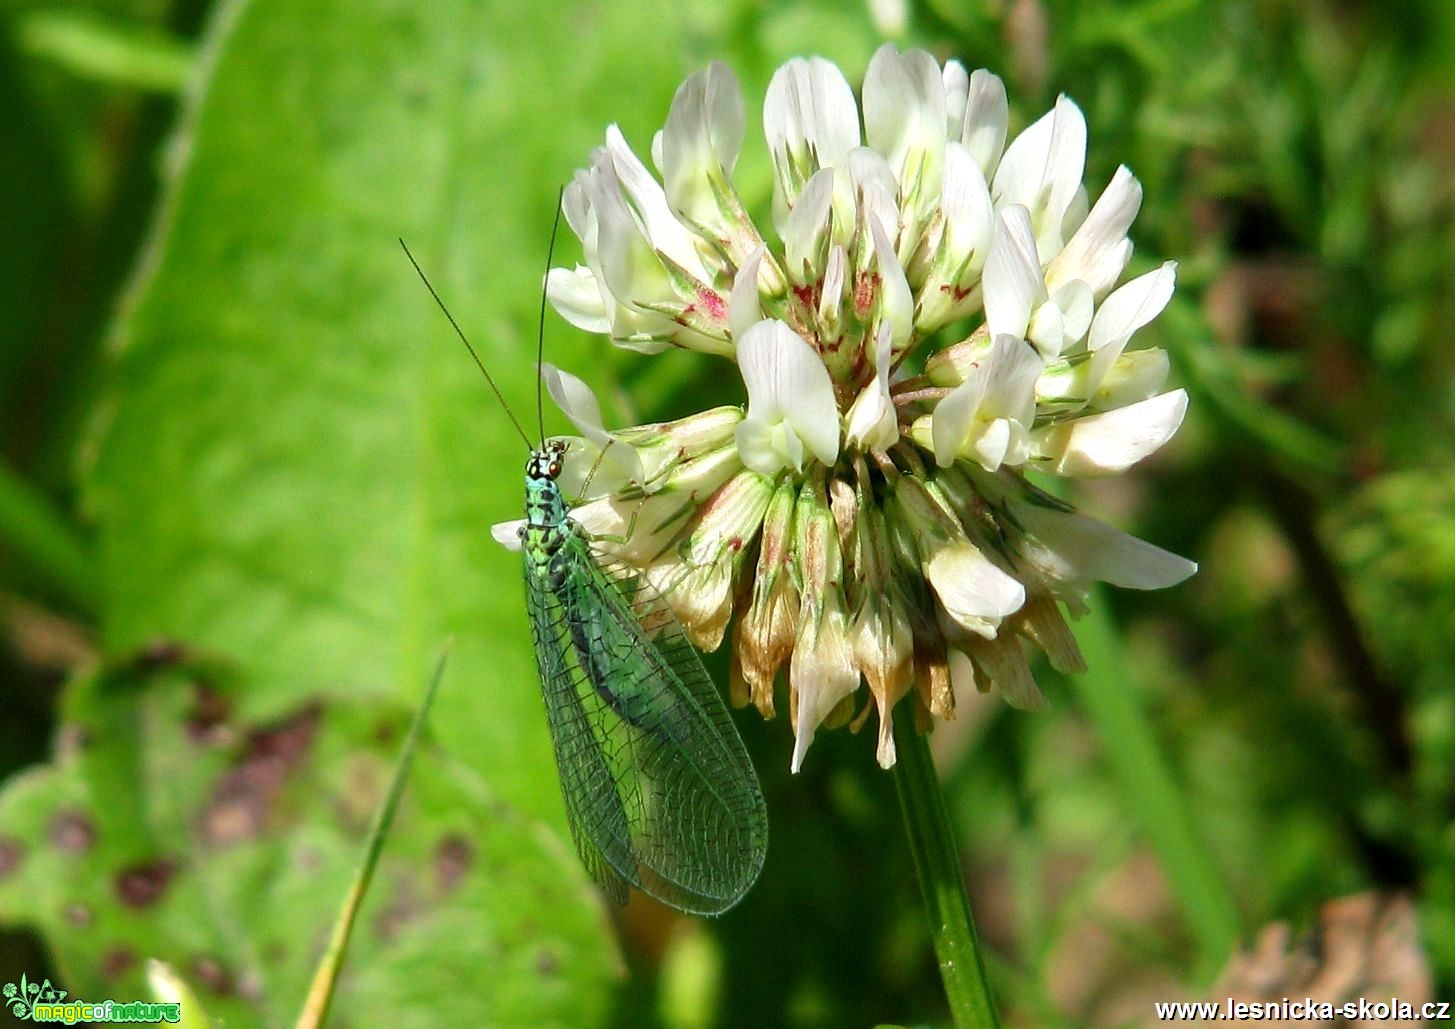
[522,45,1196,771]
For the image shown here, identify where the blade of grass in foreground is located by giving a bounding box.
[295,642,453,1029]
[1068,590,1240,980]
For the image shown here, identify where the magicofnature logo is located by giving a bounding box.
[3,976,180,1024]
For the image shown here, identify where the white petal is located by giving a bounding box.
[1088,261,1176,389]
[819,245,846,326]
[783,167,835,279]
[863,45,946,193]
[555,438,633,501]
[1014,502,1197,589]
[737,320,840,470]
[1094,348,1170,409]
[927,544,1025,638]
[490,519,526,552]
[938,142,994,269]
[960,69,1009,178]
[604,124,707,280]
[789,602,858,773]
[729,247,766,341]
[1052,279,1094,345]
[916,143,993,332]
[942,60,969,134]
[846,148,901,251]
[971,417,1012,469]
[546,265,611,334]
[561,171,597,251]
[588,154,665,304]
[542,362,605,439]
[1089,261,1177,352]
[932,373,988,467]
[661,62,745,222]
[542,363,644,485]
[844,323,897,450]
[983,205,1044,340]
[993,96,1086,253]
[764,56,861,202]
[1037,389,1188,476]
[1026,301,1064,357]
[733,418,782,477]
[1045,165,1141,297]
[870,215,914,354]
[979,334,1043,425]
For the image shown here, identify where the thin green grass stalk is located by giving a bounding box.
[295,642,452,1029]
[892,715,1000,1028]
[1068,594,1240,979]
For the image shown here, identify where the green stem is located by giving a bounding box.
[295,642,452,1029]
[892,714,1000,1028]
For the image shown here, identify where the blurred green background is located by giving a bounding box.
[2,0,1454,1024]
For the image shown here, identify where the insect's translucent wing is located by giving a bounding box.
[529,530,767,915]
[525,564,631,905]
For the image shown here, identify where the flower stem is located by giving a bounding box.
[892,714,1000,1028]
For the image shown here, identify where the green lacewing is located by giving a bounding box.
[401,237,767,915]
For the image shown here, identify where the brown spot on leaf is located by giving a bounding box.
[135,638,189,671]
[101,947,136,979]
[114,858,177,908]
[0,835,23,878]
[185,685,233,745]
[435,834,474,895]
[374,877,421,944]
[65,903,92,927]
[50,810,95,854]
[189,956,233,996]
[201,705,321,845]
[536,949,560,977]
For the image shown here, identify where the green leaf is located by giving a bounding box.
[0,657,618,1024]
[1,0,704,1016]
[84,0,695,823]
